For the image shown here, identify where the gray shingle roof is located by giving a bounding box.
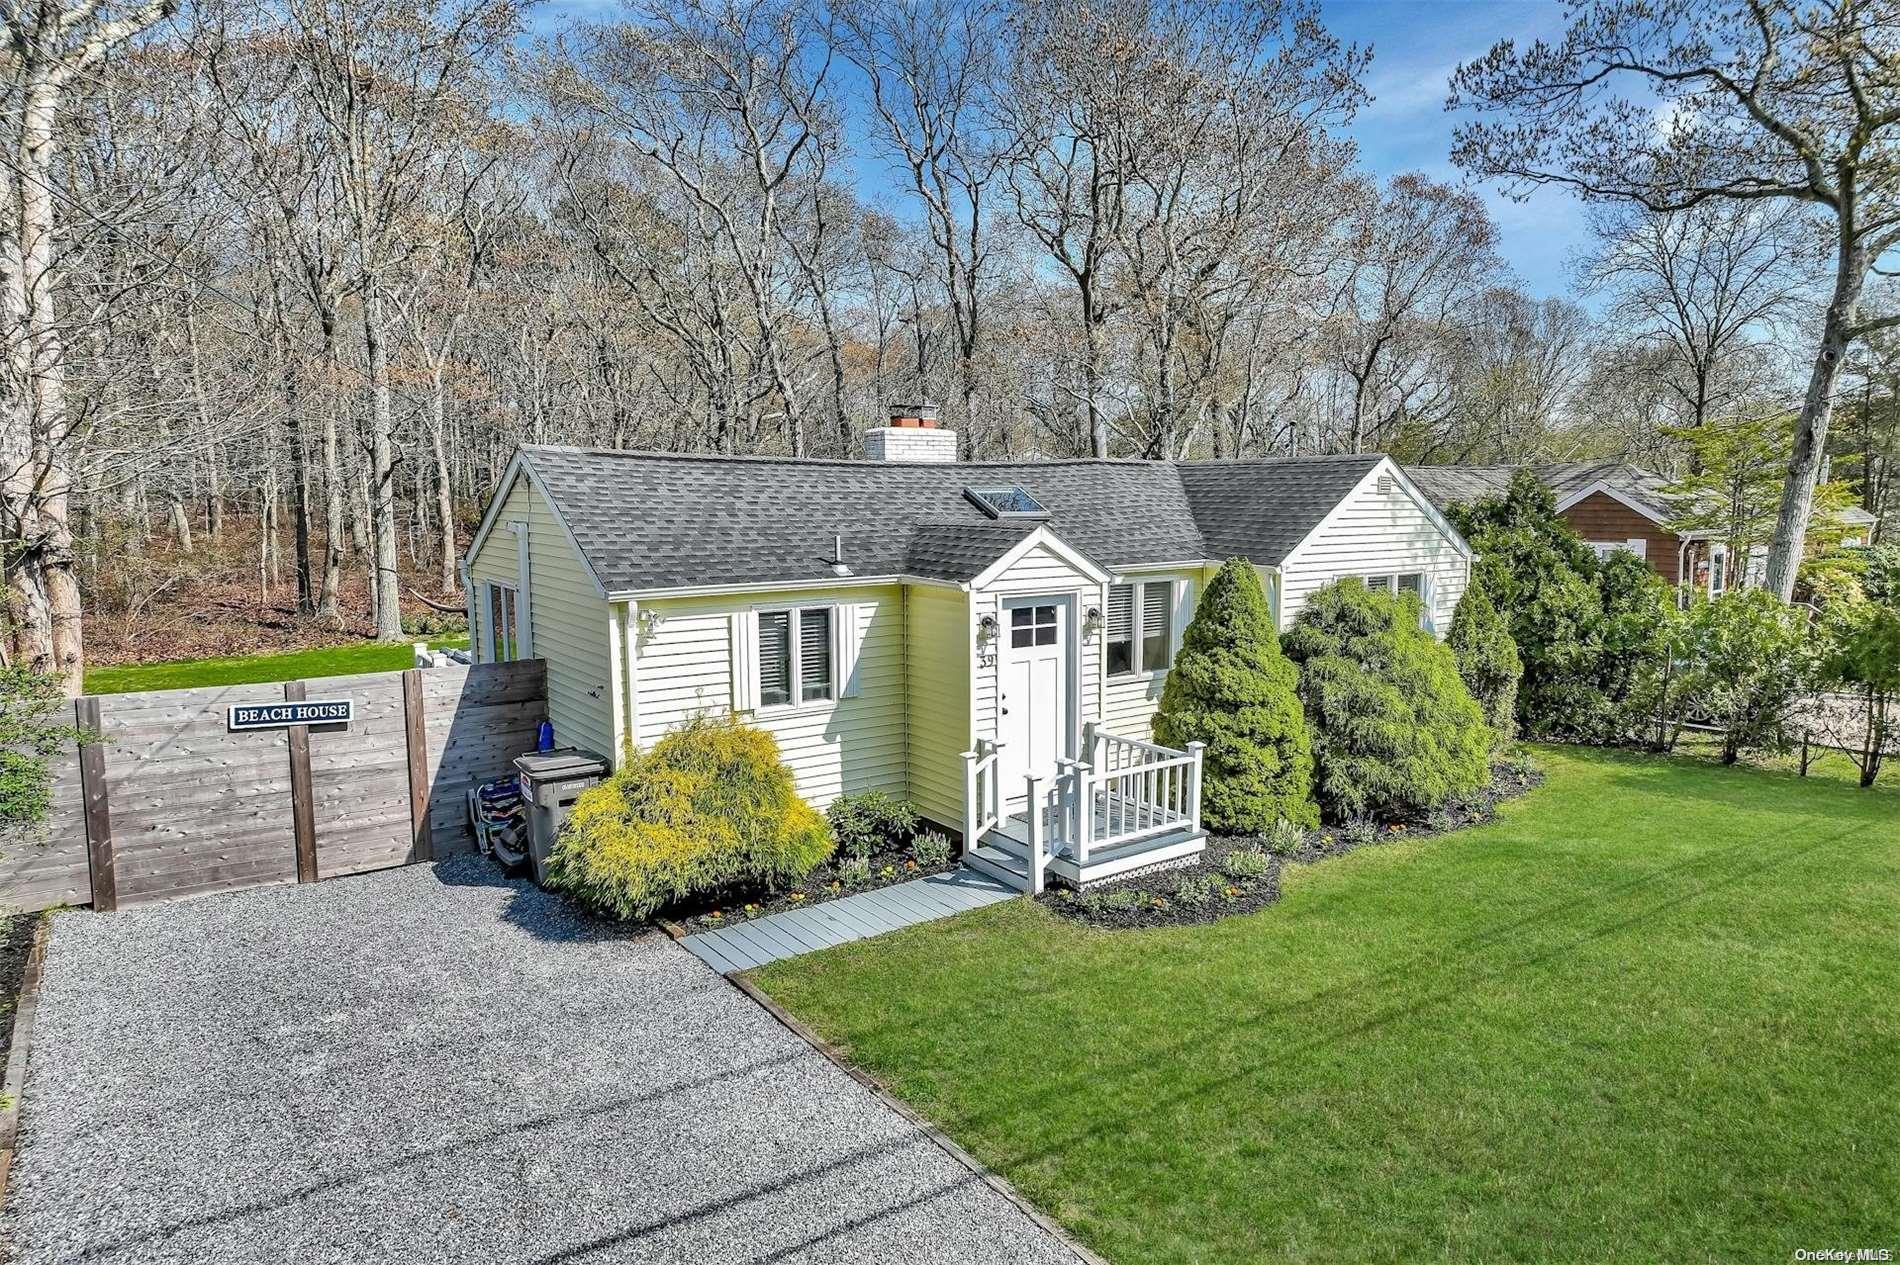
[513,447,1390,593]
[1176,456,1385,564]
[1405,461,1678,522]
[904,521,1044,582]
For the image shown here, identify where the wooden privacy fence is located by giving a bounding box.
[0,659,546,913]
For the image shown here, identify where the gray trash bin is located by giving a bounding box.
[513,747,609,886]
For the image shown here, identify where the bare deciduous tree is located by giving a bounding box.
[1452,0,1900,598]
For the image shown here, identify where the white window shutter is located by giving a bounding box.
[835,603,863,698]
[1171,579,1195,652]
[730,612,757,712]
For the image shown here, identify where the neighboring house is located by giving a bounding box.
[464,415,1471,892]
[1406,460,1877,600]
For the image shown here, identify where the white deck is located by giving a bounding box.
[969,802,1205,891]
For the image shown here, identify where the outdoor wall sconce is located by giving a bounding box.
[977,613,998,643]
[637,608,663,637]
[1083,605,1102,637]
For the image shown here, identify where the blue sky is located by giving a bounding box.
[534,0,1588,299]
[1323,0,1583,297]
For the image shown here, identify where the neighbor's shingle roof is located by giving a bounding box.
[1405,461,1678,522]
[514,447,1391,593]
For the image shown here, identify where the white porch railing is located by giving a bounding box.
[965,725,1204,893]
[1057,725,1204,868]
[960,739,1005,857]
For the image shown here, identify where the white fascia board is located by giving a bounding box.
[606,573,916,602]
[463,453,528,575]
[1109,559,1217,578]
[967,525,1114,590]
[464,448,611,599]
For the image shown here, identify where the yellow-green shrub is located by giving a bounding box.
[545,714,832,920]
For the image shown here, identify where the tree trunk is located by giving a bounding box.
[317,314,344,619]
[363,291,403,641]
[168,495,194,552]
[17,78,83,694]
[1084,307,1107,458]
[431,368,457,595]
[0,182,49,677]
[188,310,225,541]
[1766,241,1866,599]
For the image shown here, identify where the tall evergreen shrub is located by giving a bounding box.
[1447,576,1522,746]
[1152,559,1318,832]
[1282,579,1492,822]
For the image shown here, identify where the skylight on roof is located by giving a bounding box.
[964,485,1049,519]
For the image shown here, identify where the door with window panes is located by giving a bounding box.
[998,598,1067,805]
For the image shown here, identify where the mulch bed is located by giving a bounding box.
[0,914,41,1064]
[1039,757,1546,931]
[667,846,957,931]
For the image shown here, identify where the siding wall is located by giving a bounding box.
[905,585,970,828]
[1280,472,1469,634]
[1561,492,1682,584]
[468,477,615,757]
[632,584,909,810]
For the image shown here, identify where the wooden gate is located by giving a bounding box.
[0,659,546,912]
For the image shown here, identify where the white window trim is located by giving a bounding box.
[483,581,520,663]
[1588,539,1649,562]
[1107,578,1178,681]
[1709,544,1728,597]
[750,601,841,712]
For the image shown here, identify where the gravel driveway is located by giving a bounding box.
[3,857,1080,1265]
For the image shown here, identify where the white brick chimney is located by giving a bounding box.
[863,404,957,463]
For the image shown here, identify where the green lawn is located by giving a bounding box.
[756,746,1900,1264]
[84,637,470,694]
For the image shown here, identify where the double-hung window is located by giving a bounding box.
[1107,580,1175,677]
[1354,572,1425,598]
[756,606,834,708]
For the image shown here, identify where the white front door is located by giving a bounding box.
[998,598,1068,805]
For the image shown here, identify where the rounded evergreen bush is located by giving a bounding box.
[825,789,918,860]
[1447,575,1522,747]
[1281,578,1492,822]
[545,714,832,920]
[1152,558,1318,832]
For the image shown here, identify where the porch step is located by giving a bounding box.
[963,843,1031,891]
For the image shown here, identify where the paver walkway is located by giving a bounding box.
[4,855,1077,1265]
[683,867,1016,973]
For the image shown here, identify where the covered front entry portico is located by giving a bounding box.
[919,522,1207,893]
